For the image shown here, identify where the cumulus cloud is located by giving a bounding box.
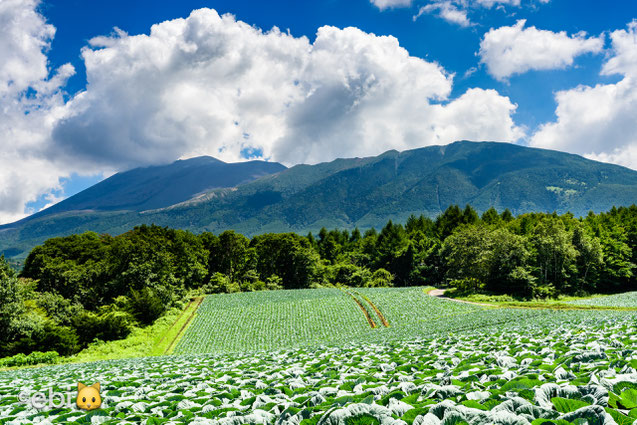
[0,0,75,224]
[479,20,604,81]
[531,21,637,169]
[601,21,637,78]
[53,8,523,168]
[371,0,414,10]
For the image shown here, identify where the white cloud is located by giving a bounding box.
[414,0,550,26]
[531,21,637,170]
[601,21,637,78]
[415,1,471,27]
[0,0,54,96]
[479,20,604,81]
[371,0,414,10]
[0,0,75,224]
[474,0,521,7]
[53,8,523,168]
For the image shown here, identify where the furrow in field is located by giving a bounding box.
[351,289,389,327]
[342,288,378,328]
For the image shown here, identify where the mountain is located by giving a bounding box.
[3,141,637,258]
[20,156,287,220]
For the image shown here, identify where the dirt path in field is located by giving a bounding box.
[351,295,378,328]
[427,288,494,307]
[428,289,446,297]
[156,298,197,349]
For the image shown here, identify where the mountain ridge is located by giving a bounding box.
[10,156,287,225]
[2,140,637,258]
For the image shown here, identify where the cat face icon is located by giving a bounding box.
[76,382,101,410]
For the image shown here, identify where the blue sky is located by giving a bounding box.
[2,0,637,223]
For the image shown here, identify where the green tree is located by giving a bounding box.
[408,232,444,286]
[501,208,514,222]
[571,225,603,293]
[481,207,501,225]
[531,218,578,293]
[405,215,435,237]
[442,224,493,285]
[317,229,342,263]
[205,230,253,283]
[251,233,320,289]
[0,258,44,356]
[374,221,412,285]
[597,227,634,292]
[435,205,464,240]
[488,228,535,296]
[462,204,479,225]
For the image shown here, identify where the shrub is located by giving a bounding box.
[98,310,135,341]
[327,263,376,287]
[40,322,80,356]
[449,277,485,295]
[0,350,60,368]
[203,273,240,294]
[0,353,27,367]
[129,287,166,325]
[36,292,83,327]
[7,321,79,356]
[72,310,133,346]
[25,351,59,365]
[366,269,394,288]
[533,284,557,299]
[238,275,284,291]
[239,269,262,292]
[265,275,284,290]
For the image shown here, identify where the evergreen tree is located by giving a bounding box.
[501,208,514,222]
[435,205,464,240]
[481,207,501,225]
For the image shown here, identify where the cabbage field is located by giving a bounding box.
[568,292,637,308]
[1,289,637,425]
[174,288,533,354]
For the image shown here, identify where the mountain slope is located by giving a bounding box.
[3,141,637,257]
[21,156,287,220]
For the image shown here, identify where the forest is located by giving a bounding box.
[1,204,636,357]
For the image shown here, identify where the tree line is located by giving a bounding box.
[1,204,635,357]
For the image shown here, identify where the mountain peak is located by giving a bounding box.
[174,155,225,165]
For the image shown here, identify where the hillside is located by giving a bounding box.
[21,156,287,219]
[3,141,637,257]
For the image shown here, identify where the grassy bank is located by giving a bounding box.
[66,297,203,364]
